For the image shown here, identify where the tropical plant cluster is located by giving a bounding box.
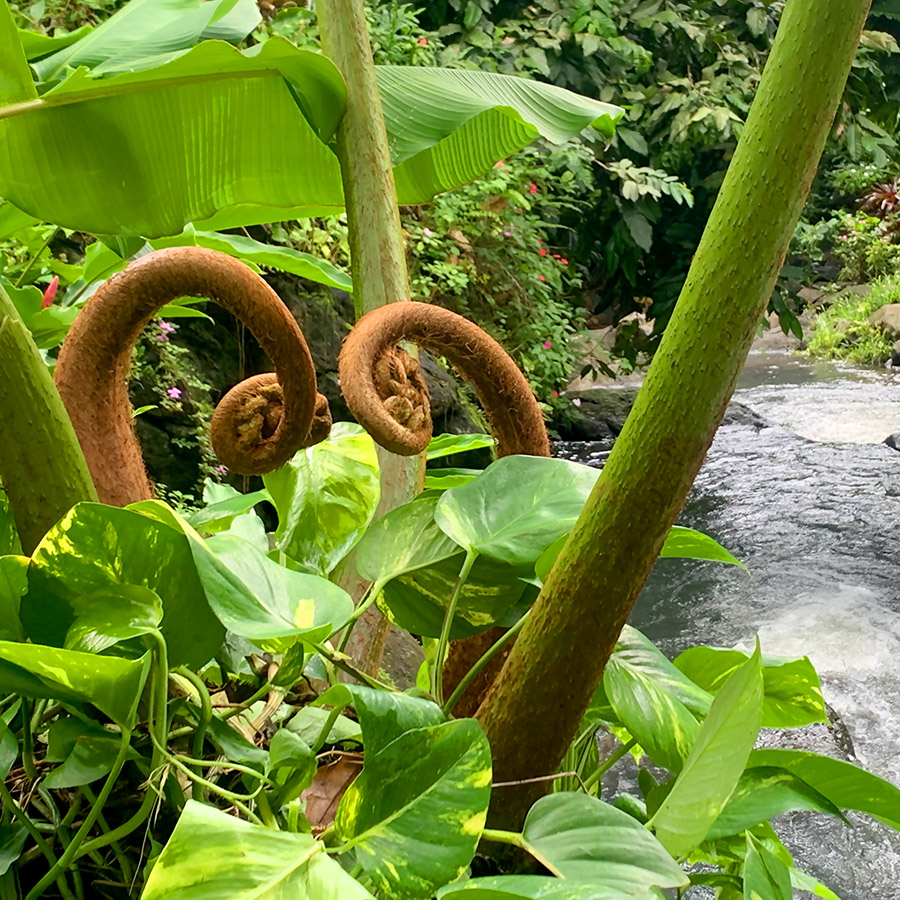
[3,433,899,899]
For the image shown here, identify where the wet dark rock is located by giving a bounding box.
[556,386,769,441]
[885,433,900,452]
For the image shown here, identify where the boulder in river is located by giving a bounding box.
[557,385,769,441]
[885,433,900,452]
[868,303,900,341]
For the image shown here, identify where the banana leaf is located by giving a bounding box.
[0,32,622,237]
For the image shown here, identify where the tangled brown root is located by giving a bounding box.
[339,301,550,716]
[55,248,328,507]
[338,301,550,458]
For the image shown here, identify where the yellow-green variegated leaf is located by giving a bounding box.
[377,66,623,204]
[142,800,375,899]
[336,718,492,899]
[0,38,347,237]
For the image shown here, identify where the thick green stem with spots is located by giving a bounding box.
[476,0,872,828]
[0,284,97,553]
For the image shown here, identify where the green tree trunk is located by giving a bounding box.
[476,0,871,828]
[0,284,97,553]
[319,0,424,672]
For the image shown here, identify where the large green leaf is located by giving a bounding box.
[518,793,687,893]
[337,719,492,898]
[748,749,900,829]
[316,683,444,757]
[31,0,260,81]
[435,456,600,566]
[64,584,163,653]
[22,502,224,668]
[16,25,93,62]
[438,877,652,899]
[604,626,710,773]
[0,34,621,236]
[0,641,149,729]
[355,496,461,590]
[0,39,347,236]
[44,718,135,789]
[705,767,843,841]
[0,0,35,104]
[187,481,271,535]
[378,551,530,639]
[648,647,763,858]
[203,533,354,650]
[141,800,375,899]
[264,423,381,576]
[674,646,826,728]
[378,67,622,203]
[151,225,353,291]
[426,433,495,460]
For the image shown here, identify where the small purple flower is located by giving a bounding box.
[423,228,433,237]
[503,231,512,237]
[166,387,182,400]
[159,320,176,333]
[214,465,228,475]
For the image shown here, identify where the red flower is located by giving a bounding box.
[539,249,547,256]
[538,275,546,282]
[417,38,428,45]
[528,183,538,194]
[561,258,568,265]
[41,276,59,309]
[552,253,560,259]
[551,390,559,398]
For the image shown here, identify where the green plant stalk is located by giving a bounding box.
[476,0,872,828]
[432,550,477,705]
[443,611,528,718]
[319,0,424,676]
[24,730,132,900]
[582,738,637,793]
[0,285,97,553]
[175,666,213,801]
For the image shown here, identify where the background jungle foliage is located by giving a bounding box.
[5,0,900,398]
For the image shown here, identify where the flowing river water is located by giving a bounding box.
[559,350,900,898]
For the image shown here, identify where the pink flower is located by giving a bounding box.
[495,160,505,168]
[561,258,568,265]
[167,387,182,400]
[423,228,433,237]
[41,276,59,309]
[544,341,552,349]
[159,320,176,334]
[214,465,227,475]
[552,254,561,259]
[528,183,538,194]
[538,275,546,282]
[418,37,428,45]
[503,231,512,237]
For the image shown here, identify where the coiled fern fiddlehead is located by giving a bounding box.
[339,300,551,715]
[55,248,330,507]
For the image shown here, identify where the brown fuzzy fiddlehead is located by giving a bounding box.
[338,301,550,716]
[55,248,329,507]
[338,301,551,458]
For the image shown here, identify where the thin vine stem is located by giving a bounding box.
[432,550,477,706]
[442,611,529,717]
[582,737,638,793]
[174,666,213,800]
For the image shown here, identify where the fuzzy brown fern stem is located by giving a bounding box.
[339,301,550,458]
[55,247,329,507]
[340,300,549,712]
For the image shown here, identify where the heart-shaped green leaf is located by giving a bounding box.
[518,793,688,893]
[23,502,223,668]
[64,584,163,653]
[0,641,150,729]
[141,800,375,899]
[435,456,600,567]
[265,423,381,576]
[674,646,826,728]
[337,718,491,898]
[0,555,26,641]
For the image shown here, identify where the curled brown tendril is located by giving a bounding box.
[55,248,329,507]
[338,301,550,716]
[338,301,551,458]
